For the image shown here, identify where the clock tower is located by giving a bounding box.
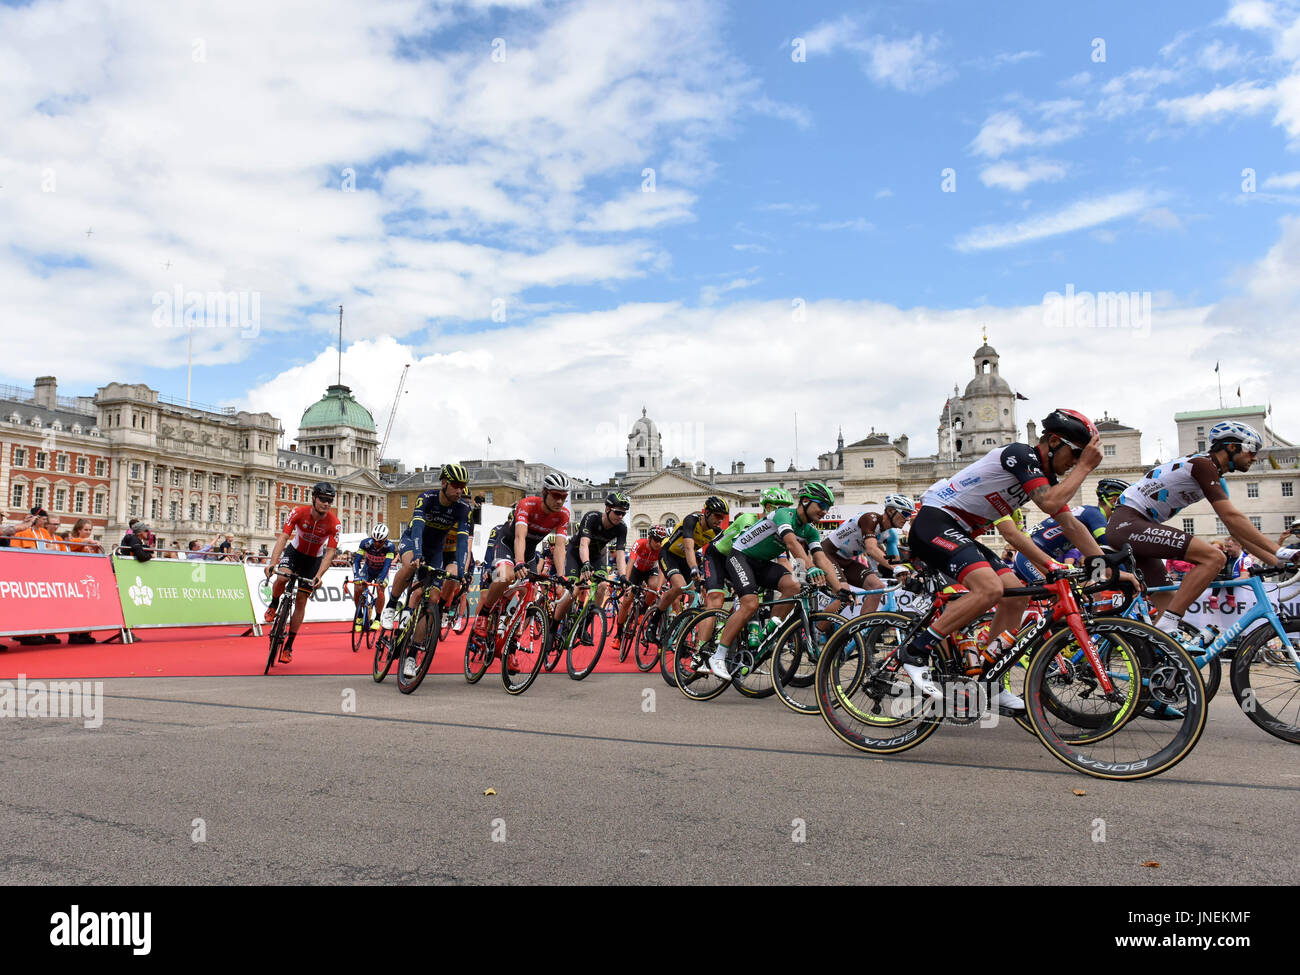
[956,338,1017,459]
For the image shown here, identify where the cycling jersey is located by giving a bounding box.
[1118,454,1228,523]
[664,511,720,558]
[408,489,472,570]
[1027,504,1108,560]
[882,527,901,559]
[731,508,822,563]
[282,505,341,558]
[823,508,889,561]
[571,511,627,560]
[353,537,395,579]
[711,512,760,556]
[628,538,662,573]
[920,442,1051,533]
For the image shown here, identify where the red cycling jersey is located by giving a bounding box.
[283,505,341,558]
[629,538,661,572]
[506,495,570,546]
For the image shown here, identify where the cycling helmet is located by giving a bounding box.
[606,490,631,511]
[1208,420,1263,454]
[648,525,669,541]
[799,481,835,508]
[760,487,795,508]
[883,494,916,516]
[371,523,389,542]
[1095,478,1129,503]
[543,472,571,492]
[1040,409,1097,483]
[440,463,469,486]
[703,496,728,514]
[311,481,336,502]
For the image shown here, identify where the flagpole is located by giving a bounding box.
[1216,363,1223,408]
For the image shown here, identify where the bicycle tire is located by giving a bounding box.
[1027,619,1206,780]
[372,631,397,682]
[351,603,365,653]
[503,604,550,695]
[673,609,733,701]
[658,607,699,687]
[265,585,294,674]
[633,612,659,672]
[398,602,440,694]
[1230,616,1300,744]
[464,609,496,684]
[771,611,852,715]
[566,601,608,681]
[814,613,942,754]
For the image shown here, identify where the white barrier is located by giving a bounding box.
[1182,578,1300,638]
[243,563,392,623]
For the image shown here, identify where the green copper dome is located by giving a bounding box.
[299,384,376,432]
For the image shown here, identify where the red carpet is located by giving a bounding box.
[0,621,647,679]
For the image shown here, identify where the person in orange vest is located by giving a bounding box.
[10,508,66,644]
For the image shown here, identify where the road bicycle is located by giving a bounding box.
[263,569,315,674]
[465,568,554,695]
[343,579,385,653]
[393,567,449,694]
[556,569,612,680]
[440,574,472,640]
[615,580,664,672]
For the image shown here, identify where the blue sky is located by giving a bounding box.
[2,0,1299,479]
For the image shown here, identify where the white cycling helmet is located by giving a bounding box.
[883,494,916,516]
[543,472,571,492]
[1208,420,1263,454]
[371,523,389,542]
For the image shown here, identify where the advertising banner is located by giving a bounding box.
[1182,578,1300,639]
[0,550,126,637]
[113,556,256,628]
[244,563,369,623]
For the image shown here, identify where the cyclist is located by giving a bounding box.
[898,410,1106,711]
[702,482,845,679]
[558,490,631,641]
[1207,537,1252,611]
[653,496,729,640]
[821,495,916,616]
[1010,477,1128,584]
[1106,420,1298,636]
[472,472,572,641]
[351,523,394,631]
[616,524,667,641]
[263,482,341,664]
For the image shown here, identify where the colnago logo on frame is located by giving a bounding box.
[49,906,150,955]
[0,674,103,729]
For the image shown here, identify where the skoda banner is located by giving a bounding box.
[243,563,365,623]
[113,557,257,628]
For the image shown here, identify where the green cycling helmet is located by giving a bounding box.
[761,487,795,508]
[799,481,835,508]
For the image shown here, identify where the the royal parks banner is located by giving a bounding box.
[113,556,257,628]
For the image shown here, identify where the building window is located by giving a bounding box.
[400,495,408,509]
[170,470,181,486]
[96,459,106,477]
[1196,426,1204,436]
[56,454,68,472]
[279,485,286,499]
[74,490,86,514]
[76,455,87,475]
[1197,440,1206,452]
[1182,518,1195,534]
[191,473,202,488]
[1214,517,1226,534]
[342,516,349,533]
[1249,516,1262,531]
[189,502,198,520]
[54,488,66,511]
[11,483,23,507]
[292,486,299,502]
[1282,482,1293,498]
[151,465,160,483]
[13,448,25,467]
[34,451,47,470]
[226,506,235,523]
[129,496,139,517]
[130,462,142,480]
[93,493,105,515]
[33,486,46,508]
[169,501,179,520]
[1103,444,1116,457]
[208,504,217,522]
[257,509,265,528]
[485,491,494,505]
[863,458,874,469]
[1246,482,1259,498]
[151,498,161,519]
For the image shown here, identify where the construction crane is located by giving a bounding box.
[378,363,410,464]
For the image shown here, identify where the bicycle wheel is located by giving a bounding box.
[503,604,550,695]
[372,630,397,682]
[452,593,470,634]
[814,613,942,754]
[464,609,496,684]
[398,602,440,694]
[632,612,659,673]
[1230,617,1300,744]
[772,611,852,715]
[673,609,733,701]
[363,600,377,650]
[351,602,365,653]
[264,587,293,674]
[730,624,778,700]
[567,601,608,681]
[1027,618,1206,780]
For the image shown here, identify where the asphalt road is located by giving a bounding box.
[3,672,1297,885]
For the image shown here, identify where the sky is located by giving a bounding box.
[3,0,1299,480]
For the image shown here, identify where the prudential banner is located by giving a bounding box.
[113,557,257,628]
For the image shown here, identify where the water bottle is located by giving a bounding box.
[746,621,764,648]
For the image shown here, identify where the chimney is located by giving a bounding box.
[290,444,297,452]
[1026,420,1038,443]
[695,460,706,477]
[730,461,736,474]
[736,461,745,474]
[765,457,774,473]
[33,376,56,409]
[709,466,715,485]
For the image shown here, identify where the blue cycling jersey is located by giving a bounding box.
[353,537,395,578]
[1028,504,1108,560]
[407,489,472,573]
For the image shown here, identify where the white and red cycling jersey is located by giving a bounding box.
[629,538,661,573]
[282,505,341,558]
[919,443,1052,533]
[503,495,571,547]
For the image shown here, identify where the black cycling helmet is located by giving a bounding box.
[606,490,631,511]
[1095,477,1129,502]
[440,463,469,486]
[1040,409,1097,484]
[311,481,336,502]
[704,496,728,514]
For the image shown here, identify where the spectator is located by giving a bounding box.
[0,514,31,547]
[65,518,100,553]
[11,508,65,552]
[187,534,224,560]
[121,520,154,562]
[216,533,234,555]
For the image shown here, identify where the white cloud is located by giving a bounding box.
[874,188,894,199]
[800,18,951,92]
[700,276,760,305]
[1264,170,1300,188]
[1225,1,1280,32]
[1199,40,1244,70]
[969,111,1081,158]
[579,188,697,232]
[1139,207,1185,231]
[756,202,817,214]
[813,218,873,231]
[751,97,813,129]
[1158,81,1276,122]
[955,190,1159,252]
[978,159,1067,192]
